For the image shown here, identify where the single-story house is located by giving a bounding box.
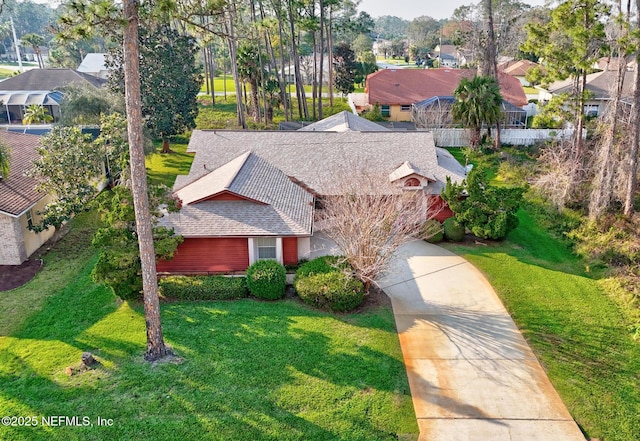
[498,59,539,86]
[537,70,634,117]
[157,120,466,274]
[412,96,527,129]
[359,68,527,122]
[0,68,106,124]
[77,53,109,80]
[0,131,55,265]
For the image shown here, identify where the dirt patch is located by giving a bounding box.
[0,259,43,291]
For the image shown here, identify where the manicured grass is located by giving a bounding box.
[200,76,237,93]
[145,136,193,187]
[0,209,417,440]
[442,209,640,441]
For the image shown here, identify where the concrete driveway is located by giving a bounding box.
[377,240,586,441]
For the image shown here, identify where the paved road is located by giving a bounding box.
[377,240,586,441]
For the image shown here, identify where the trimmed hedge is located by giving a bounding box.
[295,271,365,312]
[420,219,444,243]
[159,276,248,301]
[246,260,286,300]
[443,217,465,241]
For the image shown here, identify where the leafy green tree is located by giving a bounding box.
[0,141,10,180]
[27,114,129,233]
[441,169,525,240]
[333,42,357,95]
[522,0,608,156]
[22,104,53,125]
[21,33,45,68]
[108,23,201,153]
[532,93,573,129]
[91,186,182,301]
[452,75,503,149]
[58,83,124,126]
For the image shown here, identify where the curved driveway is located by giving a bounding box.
[377,240,586,441]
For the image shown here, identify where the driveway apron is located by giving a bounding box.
[378,240,586,441]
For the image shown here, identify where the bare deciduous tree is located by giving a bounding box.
[317,171,441,285]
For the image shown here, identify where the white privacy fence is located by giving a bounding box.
[430,128,583,147]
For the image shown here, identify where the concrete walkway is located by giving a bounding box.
[377,241,586,441]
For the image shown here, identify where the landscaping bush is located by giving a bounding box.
[295,271,365,312]
[443,217,465,241]
[420,219,444,243]
[246,260,286,300]
[159,276,248,301]
[294,255,345,279]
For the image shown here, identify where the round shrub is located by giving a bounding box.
[295,271,365,312]
[420,219,444,243]
[246,260,286,300]
[443,217,465,241]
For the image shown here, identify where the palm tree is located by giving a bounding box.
[21,34,45,68]
[0,141,10,180]
[452,75,503,149]
[23,104,54,125]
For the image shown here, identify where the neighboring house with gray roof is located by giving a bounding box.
[0,68,106,124]
[77,53,109,79]
[157,117,465,274]
[0,131,55,265]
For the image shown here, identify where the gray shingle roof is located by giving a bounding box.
[298,111,391,132]
[160,152,313,237]
[0,68,105,91]
[0,131,45,216]
[184,130,466,196]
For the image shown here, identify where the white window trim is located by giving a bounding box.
[247,237,283,266]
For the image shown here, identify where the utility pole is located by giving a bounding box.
[10,17,23,73]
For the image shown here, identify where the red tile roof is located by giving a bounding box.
[0,131,45,216]
[365,68,528,107]
[501,60,538,77]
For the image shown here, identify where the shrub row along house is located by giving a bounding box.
[156,112,466,274]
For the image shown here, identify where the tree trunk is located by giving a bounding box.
[123,0,168,362]
[161,137,172,154]
[327,7,334,107]
[624,0,640,215]
[318,0,324,120]
[288,0,308,119]
[224,4,246,129]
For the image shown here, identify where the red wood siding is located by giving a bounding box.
[206,192,246,201]
[157,238,249,274]
[428,195,455,223]
[282,237,298,265]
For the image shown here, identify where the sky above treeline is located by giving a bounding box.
[358,0,548,21]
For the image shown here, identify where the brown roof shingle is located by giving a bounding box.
[0,131,44,216]
[365,68,528,107]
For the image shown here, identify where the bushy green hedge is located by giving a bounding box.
[295,271,365,312]
[246,260,286,300]
[159,275,248,300]
[420,219,444,243]
[294,255,345,279]
[294,256,365,312]
[443,217,465,241]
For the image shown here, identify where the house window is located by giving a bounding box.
[405,177,421,187]
[26,209,33,229]
[381,105,390,117]
[256,237,277,260]
[584,104,599,117]
[400,105,411,112]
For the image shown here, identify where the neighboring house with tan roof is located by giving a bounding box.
[498,59,538,86]
[362,68,527,122]
[0,68,106,124]
[157,119,466,274]
[538,70,634,117]
[0,131,54,265]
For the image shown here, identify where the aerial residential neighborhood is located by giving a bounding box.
[0,1,639,441]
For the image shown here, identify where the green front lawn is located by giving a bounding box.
[443,207,640,441]
[0,213,417,440]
